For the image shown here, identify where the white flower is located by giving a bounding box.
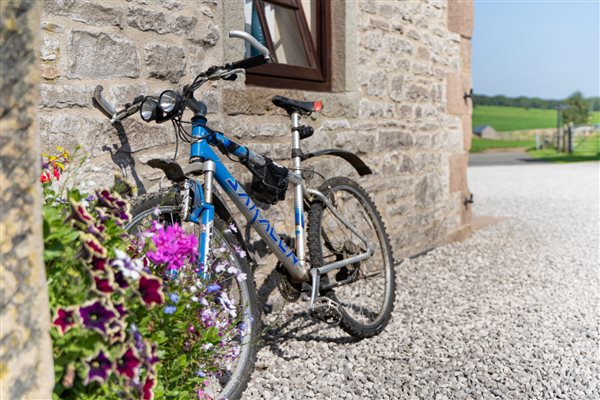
[236,272,247,282]
[191,296,199,302]
[227,265,239,275]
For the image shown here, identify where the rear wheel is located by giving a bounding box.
[126,192,259,400]
[307,177,395,339]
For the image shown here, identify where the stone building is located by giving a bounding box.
[2,0,473,394]
[39,0,473,260]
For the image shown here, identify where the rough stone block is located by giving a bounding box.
[415,174,443,209]
[144,43,185,83]
[40,36,59,61]
[127,7,171,34]
[107,84,149,107]
[358,99,394,119]
[362,31,383,51]
[406,84,430,102]
[203,23,220,46]
[40,84,92,108]
[68,30,139,79]
[40,64,60,80]
[367,71,386,97]
[388,36,413,55]
[223,87,295,115]
[390,75,404,101]
[44,0,124,28]
[448,0,474,38]
[377,130,414,150]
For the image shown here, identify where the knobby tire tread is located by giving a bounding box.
[307,177,395,339]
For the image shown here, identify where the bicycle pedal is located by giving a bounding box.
[308,297,342,325]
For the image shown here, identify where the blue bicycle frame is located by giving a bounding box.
[189,115,310,282]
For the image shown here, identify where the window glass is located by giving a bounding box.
[264,3,309,67]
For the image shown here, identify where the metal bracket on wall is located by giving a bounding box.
[464,193,474,208]
[463,88,473,104]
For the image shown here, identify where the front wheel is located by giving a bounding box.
[307,177,395,339]
[126,192,259,400]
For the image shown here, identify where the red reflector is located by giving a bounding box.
[313,100,323,112]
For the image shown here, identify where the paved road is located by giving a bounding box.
[468,151,546,167]
[244,162,600,399]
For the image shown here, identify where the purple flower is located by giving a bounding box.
[84,349,113,384]
[113,270,130,289]
[108,319,126,344]
[200,308,216,327]
[68,200,94,226]
[114,302,128,318]
[91,257,107,273]
[86,194,95,202]
[93,273,115,294]
[52,307,77,335]
[79,300,117,336]
[116,347,142,380]
[143,343,160,374]
[168,292,179,304]
[163,305,176,315]
[142,374,156,400]
[137,275,164,308]
[206,283,221,294]
[146,224,198,271]
[81,233,107,261]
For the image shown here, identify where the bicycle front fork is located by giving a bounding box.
[186,160,216,278]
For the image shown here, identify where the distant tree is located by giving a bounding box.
[562,91,590,125]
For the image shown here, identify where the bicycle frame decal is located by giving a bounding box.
[191,120,302,273]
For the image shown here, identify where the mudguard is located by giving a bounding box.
[302,149,372,176]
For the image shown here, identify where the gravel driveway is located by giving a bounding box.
[244,162,600,399]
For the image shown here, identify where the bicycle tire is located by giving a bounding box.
[126,192,259,400]
[307,177,395,339]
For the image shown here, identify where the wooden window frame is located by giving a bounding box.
[246,0,332,92]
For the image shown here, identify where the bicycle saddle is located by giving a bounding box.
[272,95,323,115]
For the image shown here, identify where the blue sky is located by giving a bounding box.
[473,0,600,99]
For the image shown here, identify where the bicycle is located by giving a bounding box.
[92,30,395,400]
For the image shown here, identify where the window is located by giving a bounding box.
[244,0,331,91]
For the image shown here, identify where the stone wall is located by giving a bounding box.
[39,1,473,264]
[1,1,54,398]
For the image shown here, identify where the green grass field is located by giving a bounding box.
[471,137,535,153]
[527,132,600,162]
[473,106,600,132]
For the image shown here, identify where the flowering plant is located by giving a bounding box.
[43,150,161,399]
[132,216,250,398]
[43,149,252,399]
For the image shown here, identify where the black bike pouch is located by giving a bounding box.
[249,158,289,205]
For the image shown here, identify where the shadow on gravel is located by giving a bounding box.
[255,268,358,361]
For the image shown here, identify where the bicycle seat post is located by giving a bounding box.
[290,111,306,269]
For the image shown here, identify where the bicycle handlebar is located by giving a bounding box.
[229,30,271,60]
[92,30,271,124]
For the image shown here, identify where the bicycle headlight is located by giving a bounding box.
[159,90,180,113]
[140,98,158,122]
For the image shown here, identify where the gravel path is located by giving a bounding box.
[244,162,600,399]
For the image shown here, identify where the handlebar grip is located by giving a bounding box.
[226,55,269,71]
[92,85,116,119]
